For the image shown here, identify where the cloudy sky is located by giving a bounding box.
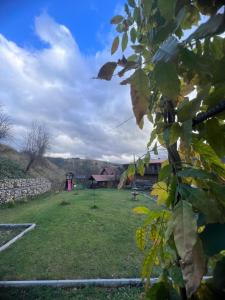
[0,0,165,163]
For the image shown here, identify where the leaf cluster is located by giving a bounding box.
[97,0,225,298]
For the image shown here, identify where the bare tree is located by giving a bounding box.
[0,106,11,141]
[23,121,50,172]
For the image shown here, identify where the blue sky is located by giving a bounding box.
[0,0,162,163]
[0,0,123,54]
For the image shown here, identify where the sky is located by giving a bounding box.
[0,0,165,163]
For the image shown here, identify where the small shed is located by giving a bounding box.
[89,166,119,188]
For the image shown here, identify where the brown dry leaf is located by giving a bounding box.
[180,238,206,298]
[97,62,117,81]
[130,69,149,128]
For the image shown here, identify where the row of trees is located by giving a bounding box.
[0,106,50,172]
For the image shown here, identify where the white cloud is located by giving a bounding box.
[0,13,164,163]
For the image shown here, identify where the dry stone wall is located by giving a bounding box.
[0,178,51,204]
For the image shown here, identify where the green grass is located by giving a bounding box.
[0,228,23,246]
[0,286,144,300]
[0,189,158,281]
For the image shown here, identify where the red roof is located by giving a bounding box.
[89,175,116,182]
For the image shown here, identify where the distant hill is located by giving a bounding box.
[0,144,65,189]
[47,157,123,178]
[0,144,124,189]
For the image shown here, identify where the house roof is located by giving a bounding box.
[100,167,115,175]
[89,175,116,182]
[123,159,165,168]
[150,159,165,164]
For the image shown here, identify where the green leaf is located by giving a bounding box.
[118,170,127,189]
[207,181,225,209]
[110,15,124,24]
[128,0,136,8]
[169,265,184,287]
[177,168,216,180]
[154,61,180,99]
[167,176,177,207]
[127,54,138,62]
[146,282,181,300]
[130,27,136,43]
[111,36,119,55]
[210,36,225,60]
[165,218,174,243]
[181,119,192,148]
[153,142,158,155]
[173,200,197,259]
[130,68,149,128]
[179,184,225,224]
[124,3,130,16]
[159,164,172,181]
[144,151,150,164]
[205,118,225,158]
[122,32,128,52]
[204,84,225,108]
[147,129,157,148]
[146,282,169,300]
[213,256,225,291]
[142,0,152,18]
[131,44,144,53]
[133,7,141,25]
[177,98,201,122]
[200,223,225,256]
[116,23,125,33]
[144,210,168,226]
[137,159,145,176]
[169,123,181,145]
[97,62,117,80]
[127,163,135,179]
[158,0,176,20]
[142,246,158,280]
[163,127,170,146]
[193,140,225,178]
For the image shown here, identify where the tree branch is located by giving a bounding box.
[192,100,225,126]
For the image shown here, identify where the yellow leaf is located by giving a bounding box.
[151,182,168,205]
[133,206,150,215]
[136,227,146,250]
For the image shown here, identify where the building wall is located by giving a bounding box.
[135,174,158,190]
[0,178,51,204]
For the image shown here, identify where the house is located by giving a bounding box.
[89,167,119,188]
[123,159,165,190]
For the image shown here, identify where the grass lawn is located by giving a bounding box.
[0,227,22,246]
[0,189,158,281]
[0,286,144,300]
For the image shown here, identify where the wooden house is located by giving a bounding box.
[89,167,118,188]
[123,159,165,190]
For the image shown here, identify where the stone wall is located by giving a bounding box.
[0,178,51,204]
